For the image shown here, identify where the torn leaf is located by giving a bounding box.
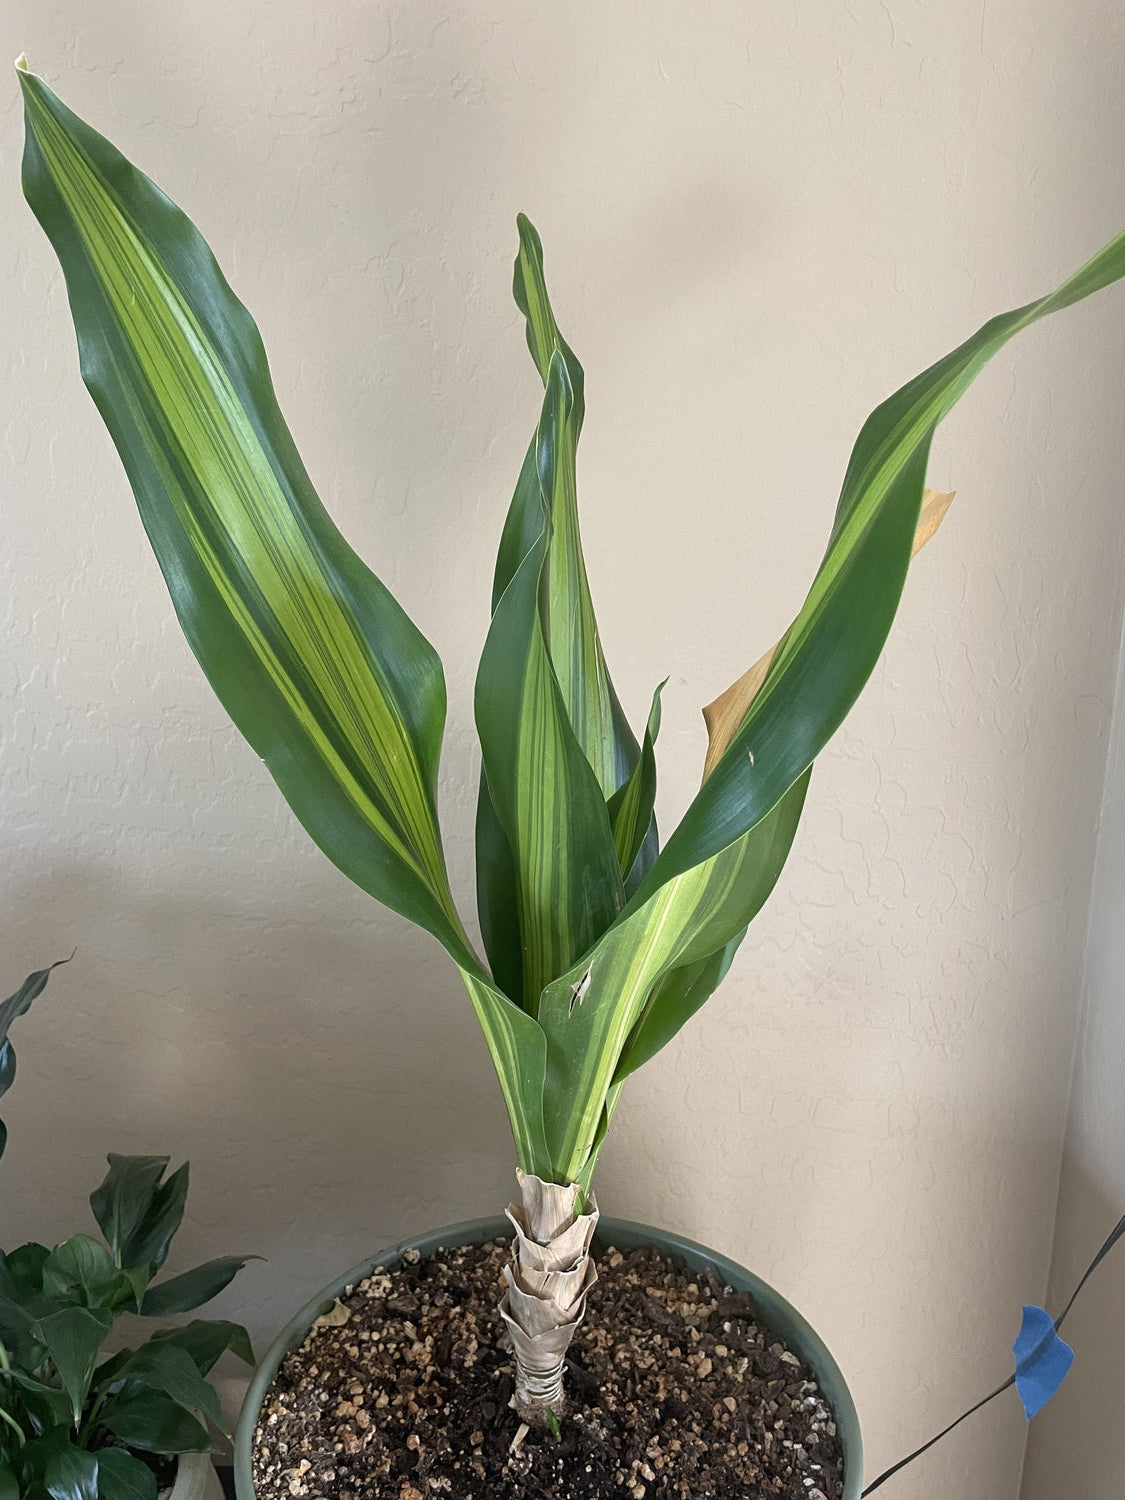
[569,969,592,1017]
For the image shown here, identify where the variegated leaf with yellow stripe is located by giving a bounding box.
[17,60,553,1180]
[475,354,624,1010]
[538,769,813,1183]
[638,237,1125,902]
[525,226,1125,1182]
[511,215,632,798]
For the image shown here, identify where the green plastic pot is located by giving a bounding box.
[234,1216,862,1498]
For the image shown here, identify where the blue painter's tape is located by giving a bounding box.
[1012,1305,1074,1420]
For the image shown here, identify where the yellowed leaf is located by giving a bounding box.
[700,488,955,781]
[912,487,955,557]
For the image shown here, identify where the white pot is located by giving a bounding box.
[160,1452,224,1500]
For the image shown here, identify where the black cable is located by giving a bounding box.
[860,1209,1125,1496]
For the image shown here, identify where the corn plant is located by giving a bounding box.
[18,59,1125,1425]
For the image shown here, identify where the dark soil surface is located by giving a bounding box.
[146,1452,177,1494]
[251,1238,844,1499]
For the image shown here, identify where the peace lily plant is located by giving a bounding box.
[17,60,1125,1431]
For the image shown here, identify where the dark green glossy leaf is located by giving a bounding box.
[0,1288,35,1348]
[474,769,524,1005]
[0,1466,18,1500]
[108,1344,224,1433]
[94,1448,157,1500]
[19,65,551,1181]
[475,441,540,1007]
[122,1267,152,1314]
[538,769,812,1180]
[2,1245,49,1299]
[0,1368,71,1434]
[0,958,70,1054]
[145,1320,254,1375]
[97,1389,210,1455]
[120,1163,188,1275]
[612,933,744,1086]
[476,223,653,1006]
[32,1307,113,1424]
[88,1157,169,1268]
[1,1246,50,1318]
[0,1257,55,1344]
[637,233,1125,904]
[88,1346,131,1388]
[18,1427,72,1497]
[608,684,664,885]
[475,355,623,1008]
[19,67,465,958]
[41,1237,127,1311]
[138,1258,251,1317]
[511,216,641,798]
[0,956,70,1160]
[2,1368,62,1399]
[43,1441,98,1500]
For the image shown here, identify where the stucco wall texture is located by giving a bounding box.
[4,4,1125,1496]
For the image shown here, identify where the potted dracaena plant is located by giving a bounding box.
[0,962,255,1500]
[16,58,1125,1498]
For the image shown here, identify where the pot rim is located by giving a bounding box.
[234,1214,862,1499]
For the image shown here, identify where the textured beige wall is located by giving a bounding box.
[1020,618,1125,1495]
[4,3,1125,1494]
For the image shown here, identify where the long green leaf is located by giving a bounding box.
[512,215,640,798]
[97,1389,210,1455]
[19,65,553,1180]
[638,233,1125,901]
[475,270,652,1000]
[94,1448,157,1500]
[0,959,70,1056]
[475,442,542,1006]
[539,770,812,1181]
[0,956,70,1159]
[545,228,1125,1179]
[142,1320,254,1375]
[0,1244,49,1299]
[120,1163,188,1274]
[612,930,744,1086]
[137,1257,249,1318]
[475,354,624,1008]
[18,64,464,961]
[107,1344,224,1433]
[457,973,551,1175]
[33,1307,113,1424]
[607,683,664,883]
[88,1156,168,1270]
[43,1443,98,1500]
[40,1237,127,1311]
